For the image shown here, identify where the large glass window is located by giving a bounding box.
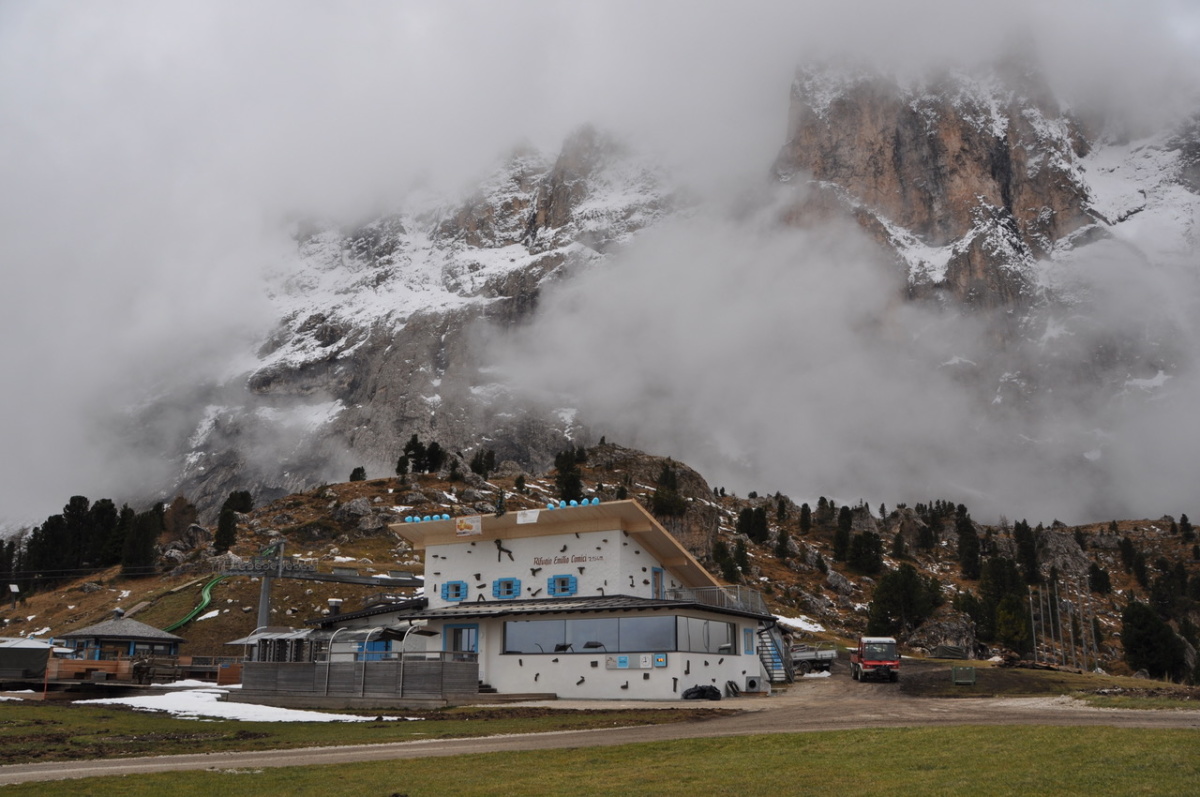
[566,617,620,652]
[504,619,565,653]
[619,616,675,651]
[676,617,736,654]
[504,615,718,654]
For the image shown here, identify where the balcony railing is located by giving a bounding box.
[665,586,769,616]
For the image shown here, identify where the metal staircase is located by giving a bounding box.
[756,625,794,684]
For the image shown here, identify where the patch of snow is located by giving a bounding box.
[1125,371,1170,391]
[775,614,825,633]
[80,687,423,722]
[802,670,832,679]
[187,405,225,449]
[150,679,215,689]
[195,610,220,622]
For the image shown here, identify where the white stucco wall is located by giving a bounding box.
[425,528,677,607]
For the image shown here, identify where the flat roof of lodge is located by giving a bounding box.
[391,500,721,591]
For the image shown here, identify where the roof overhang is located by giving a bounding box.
[392,500,721,590]
[319,595,772,623]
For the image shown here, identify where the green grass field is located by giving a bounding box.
[0,702,717,765]
[3,726,1196,796]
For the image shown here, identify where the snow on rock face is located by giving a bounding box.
[775,62,1093,308]
[170,129,672,517]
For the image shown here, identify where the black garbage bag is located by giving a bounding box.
[681,684,721,700]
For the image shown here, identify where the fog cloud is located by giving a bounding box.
[1,0,1198,525]
[493,192,1200,524]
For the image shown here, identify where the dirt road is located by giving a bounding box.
[2,669,1198,786]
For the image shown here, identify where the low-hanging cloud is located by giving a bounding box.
[491,191,1200,524]
[1,0,1198,525]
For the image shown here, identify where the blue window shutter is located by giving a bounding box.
[492,580,501,598]
[441,582,449,601]
[566,575,577,595]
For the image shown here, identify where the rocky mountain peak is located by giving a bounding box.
[172,127,672,518]
[775,60,1096,308]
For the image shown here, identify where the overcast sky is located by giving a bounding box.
[1,1,1198,527]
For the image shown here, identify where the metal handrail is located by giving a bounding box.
[665,586,769,615]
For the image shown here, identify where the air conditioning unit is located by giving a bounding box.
[744,676,769,693]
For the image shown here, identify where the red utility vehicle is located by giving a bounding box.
[850,636,900,682]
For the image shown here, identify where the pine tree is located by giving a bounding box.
[214,508,238,554]
[799,503,812,534]
[87,498,121,565]
[225,491,253,513]
[403,434,427,473]
[1013,520,1040,584]
[103,505,136,568]
[712,539,739,583]
[1133,551,1149,588]
[426,442,446,473]
[734,538,750,575]
[160,496,195,545]
[774,527,791,560]
[816,496,831,527]
[1122,600,1186,680]
[956,509,981,580]
[554,449,584,502]
[1181,514,1194,541]
[349,466,367,482]
[848,532,883,574]
[395,454,409,479]
[651,464,687,517]
[867,563,935,636]
[121,509,162,576]
[833,506,852,561]
[1119,536,1136,572]
[994,594,1031,654]
[1088,562,1112,594]
[213,490,252,554]
[514,474,526,493]
[917,521,936,551]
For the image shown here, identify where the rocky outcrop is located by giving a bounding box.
[908,605,978,655]
[774,61,1095,307]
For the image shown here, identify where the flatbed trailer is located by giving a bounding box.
[790,643,837,674]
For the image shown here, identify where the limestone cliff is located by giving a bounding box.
[774,63,1097,308]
